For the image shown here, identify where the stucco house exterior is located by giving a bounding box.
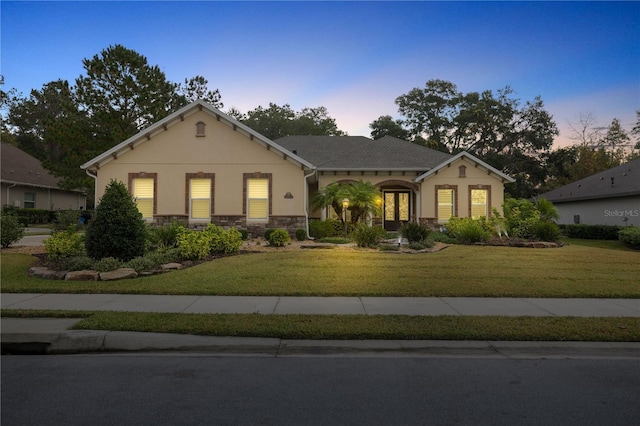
[81,100,514,236]
[1,142,87,211]
[539,157,640,227]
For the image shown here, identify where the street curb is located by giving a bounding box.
[2,330,640,357]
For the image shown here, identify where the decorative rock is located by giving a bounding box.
[28,267,67,280]
[99,268,138,281]
[65,270,99,281]
[161,262,183,270]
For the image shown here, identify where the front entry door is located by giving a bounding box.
[384,191,410,231]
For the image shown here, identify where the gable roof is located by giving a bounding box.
[540,157,640,203]
[414,151,516,183]
[81,100,315,172]
[0,142,75,190]
[275,135,453,171]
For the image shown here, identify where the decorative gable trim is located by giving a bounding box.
[414,151,515,183]
[80,100,315,172]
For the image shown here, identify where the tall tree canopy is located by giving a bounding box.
[371,79,559,198]
[4,45,223,195]
[234,103,345,140]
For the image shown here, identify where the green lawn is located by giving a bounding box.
[2,244,639,298]
[3,309,638,342]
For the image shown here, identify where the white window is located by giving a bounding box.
[133,178,154,219]
[437,189,454,223]
[190,178,211,220]
[247,178,268,220]
[24,193,35,209]
[471,189,488,219]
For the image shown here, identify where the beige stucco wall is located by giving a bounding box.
[419,157,506,220]
[314,157,507,223]
[95,111,306,220]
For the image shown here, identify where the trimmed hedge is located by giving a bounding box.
[618,227,640,249]
[560,224,621,240]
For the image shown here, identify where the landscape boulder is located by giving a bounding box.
[99,268,138,281]
[65,270,99,281]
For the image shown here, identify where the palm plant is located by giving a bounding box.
[311,180,382,226]
[344,180,383,224]
[310,182,349,224]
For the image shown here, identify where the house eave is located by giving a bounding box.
[0,179,85,193]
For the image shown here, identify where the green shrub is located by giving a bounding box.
[147,222,182,251]
[14,208,53,225]
[351,224,386,248]
[53,210,81,231]
[124,256,157,273]
[44,230,85,261]
[58,255,95,271]
[204,224,243,254]
[268,229,291,247]
[85,180,147,261]
[264,229,276,241]
[408,240,434,250]
[618,227,640,249]
[1,214,25,248]
[176,228,211,260]
[400,222,430,243]
[309,219,342,239]
[532,221,562,242]
[560,224,621,240]
[93,257,124,272]
[238,229,249,240]
[295,228,307,241]
[447,217,491,244]
[428,231,458,244]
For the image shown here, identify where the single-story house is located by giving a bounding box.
[1,142,87,211]
[81,100,514,236]
[539,157,640,227]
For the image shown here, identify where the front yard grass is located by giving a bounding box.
[2,244,639,298]
[2,309,638,341]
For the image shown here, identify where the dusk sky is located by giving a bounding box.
[2,1,639,148]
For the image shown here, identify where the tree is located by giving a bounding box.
[239,103,345,139]
[377,79,559,198]
[178,75,223,108]
[75,44,184,145]
[369,115,409,140]
[7,80,95,190]
[395,79,459,149]
[310,182,348,225]
[84,180,147,261]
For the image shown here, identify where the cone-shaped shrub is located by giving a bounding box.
[85,180,147,261]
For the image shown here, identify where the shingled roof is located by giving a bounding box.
[540,157,640,203]
[275,135,452,171]
[1,143,66,190]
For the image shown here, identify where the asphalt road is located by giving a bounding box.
[2,355,639,425]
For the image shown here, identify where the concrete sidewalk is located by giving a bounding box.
[2,293,639,316]
[2,294,638,356]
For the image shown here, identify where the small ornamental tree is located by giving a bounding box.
[85,180,147,261]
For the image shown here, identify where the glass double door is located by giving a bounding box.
[384,191,410,231]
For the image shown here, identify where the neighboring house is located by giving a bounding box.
[1,142,87,211]
[539,157,640,227]
[81,100,514,236]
